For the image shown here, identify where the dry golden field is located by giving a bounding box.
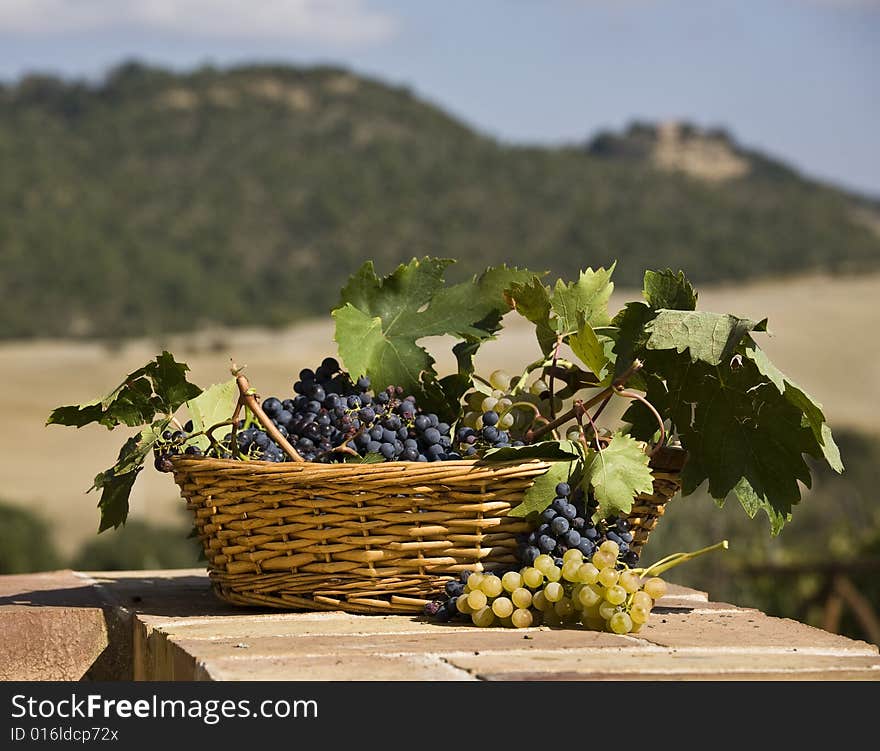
[4,272,879,558]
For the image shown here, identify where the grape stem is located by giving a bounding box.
[547,334,565,420]
[635,540,729,578]
[527,359,644,443]
[231,365,305,462]
[613,388,667,457]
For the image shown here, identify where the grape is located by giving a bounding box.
[562,548,583,565]
[511,587,533,609]
[511,608,534,629]
[467,589,488,610]
[482,410,500,427]
[522,567,544,588]
[643,577,668,600]
[530,379,549,396]
[577,562,600,585]
[501,571,523,592]
[619,570,641,593]
[631,591,653,610]
[598,601,619,621]
[545,565,562,583]
[489,370,512,391]
[480,575,504,598]
[471,607,496,628]
[630,604,651,625]
[561,560,582,582]
[604,584,627,606]
[555,482,571,497]
[554,598,575,620]
[609,611,634,635]
[465,572,484,590]
[531,590,551,612]
[544,581,564,603]
[533,554,555,575]
[491,596,514,619]
[597,567,619,588]
[577,585,602,609]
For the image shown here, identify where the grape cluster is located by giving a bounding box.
[423,541,667,634]
[194,357,456,464]
[516,482,639,569]
[152,421,201,471]
[454,408,525,457]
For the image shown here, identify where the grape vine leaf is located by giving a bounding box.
[90,418,172,532]
[504,276,556,355]
[568,317,612,382]
[186,378,239,451]
[47,351,201,429]
[744,343,843,473]
[582,432,654,520]
[550,265,615,336]
[643,269,698,311]
[506,441,584,518]
[646,310,767,366]
[678,362,819,534]
[333,258,536,407]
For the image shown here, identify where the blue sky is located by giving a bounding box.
[1,0,877,196]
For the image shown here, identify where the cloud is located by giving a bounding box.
[0,0,398,44]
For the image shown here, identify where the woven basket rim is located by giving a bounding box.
[171,443,688,473]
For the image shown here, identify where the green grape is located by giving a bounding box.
[545,565,562,583]
[577,584,602,609]
[492,596,514,619]
[521,566,544,589]
[533,554,555,575]
[590,551,615,571]
[597,567,619,588]
[455,594,472,615]
[501,570,522,592]
[544,581,564,602]
[598,539,620,559]
[598,600,619,620]
[480,574,504,598]
[498,413,515,429]
[631,590,653,610]
[562,548,584,565]
[561,560,582,582]
[466,572,484,591]
[530,379,549,396]
[619,570,641,593]
[481,396,499,413]
[532,590,552,612]
[604,584,627,605]
[497,397,513,412]
[462,411,480,429]
[489,370,513,391]
[511,608,534,629]
[554,597,575,620]
[471,606,496,628]
[577,562,600,585]
[630,604,651,625]
[511,587,533,609]
[609,611,634,635]
[467,589,488,611]
[643,577,668,600]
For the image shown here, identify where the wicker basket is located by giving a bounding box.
[172,445,687,614]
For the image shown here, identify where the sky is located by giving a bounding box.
[0,0,877,197]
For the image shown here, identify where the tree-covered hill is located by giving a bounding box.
[2,61,878,339]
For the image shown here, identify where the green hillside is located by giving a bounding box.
[2,61,879,340]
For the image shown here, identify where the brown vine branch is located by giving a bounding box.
[614,387,666,456]
[527,359,644,443]
[232,364,305,462]
[547,334,564,420]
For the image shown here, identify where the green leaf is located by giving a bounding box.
[549,264,615,336]
[185,378,239,450]
[643,269,698,311]
[481,439,581,463]
[744,344,843,473]
[47,352,201,429]
[568,319,610,380]
[679,362,816,534]
[89,418,171,532]
[150,351,203,413]
[505,277,556,355]
[583,432,654,520]
[610,301,655,381]
[646,310,768,366]
[333,258,535,400]
[508,449,582,518]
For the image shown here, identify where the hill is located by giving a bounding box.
[2,60,879,339]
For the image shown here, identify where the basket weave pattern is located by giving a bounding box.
[173,447,686,613]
